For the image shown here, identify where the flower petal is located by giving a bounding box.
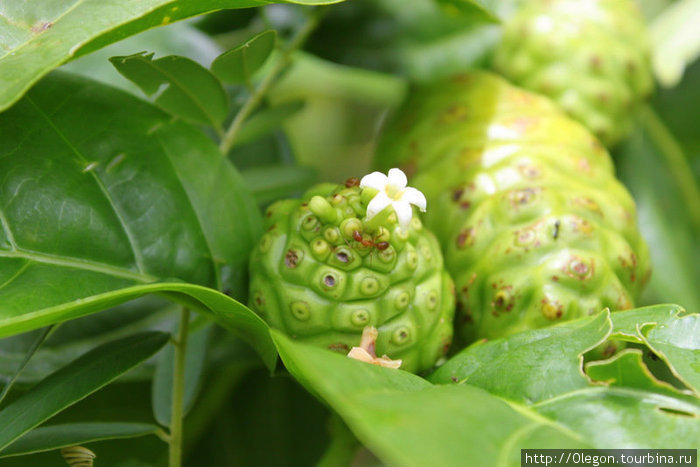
[366,191,391,220]
[387,168,407,189]
[347,347,375,364]
[403,187,427,212]
[392,200,413,231]
[360,171,388,190]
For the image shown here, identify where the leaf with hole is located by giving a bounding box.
[211,30,277,84]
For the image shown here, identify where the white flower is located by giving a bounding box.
[360,168,427,230]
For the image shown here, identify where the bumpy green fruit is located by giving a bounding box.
[376,72,650,345]
[493,0,653,146]
[248,181,455,373]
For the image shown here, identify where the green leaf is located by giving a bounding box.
[272,331,588,467]
[534,387,700,449]
[211,30,277,84]
[0,0,348,112]
[0,72,276,368]
[608,305,700,396]
[585,349,690,399]
[428,310,611,403]
[273,305,700,464]
[642,314,700,396]
[61,22,223,96]
[650,0,700,87]
[152,323,212,427]
[109,52,228,127]
[242,164,317,206]
[0,298,176,385]
[0,326,53,405]
[0,332,168,452]
[0,422,159,458]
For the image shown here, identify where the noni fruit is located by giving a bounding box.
[248,172,455,373]
[493,0,653,146]
[375,71,650,345]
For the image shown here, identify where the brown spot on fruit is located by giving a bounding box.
[345,177,360,187]
[460,201,471,209]
[566,256,595,280]
[541,297,563,320]
[452,188,464,201]
[285,249,301,268]
[456,227,476,248]
[509,187,539,207]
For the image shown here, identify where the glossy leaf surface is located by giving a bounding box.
[0,72,276,367]
[0,0,347,112]
[0,332,168,452]
[110,52,228,126]
[211,30,277,84]
[273,331,588,467]
[0,422,159,458]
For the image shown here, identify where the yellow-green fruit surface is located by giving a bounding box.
[493,0,653,146]
[248,183,455,373]
[376,71,650,345]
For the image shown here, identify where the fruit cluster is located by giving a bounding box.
[376,71,650,344]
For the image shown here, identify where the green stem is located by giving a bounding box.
[638,104,700,231]
[218,8,325,156]
[315,415,359,467]
[169,307,191,467]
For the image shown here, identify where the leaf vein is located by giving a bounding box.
[0,260,30,291]
[154,131,222,290]
[0,249,155,283]
[24,95,148,274]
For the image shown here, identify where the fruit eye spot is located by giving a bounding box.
[336,251,350,263]
[351,309,370,326]
[290,302,310,321]
[395,292,410,310]
[391,326,411,345]
[427,290,438,310]
[360,276,380,295]
[323,274,337,287]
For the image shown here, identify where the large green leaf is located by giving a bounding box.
[0,422,159,458]
[273,331,588,467]
[0,72,276,367]
[428,310,611,403]
[274,305,700,465]
[0,332,168,452]
[0,0,347,112]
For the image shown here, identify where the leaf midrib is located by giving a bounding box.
[0,249,155,283]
